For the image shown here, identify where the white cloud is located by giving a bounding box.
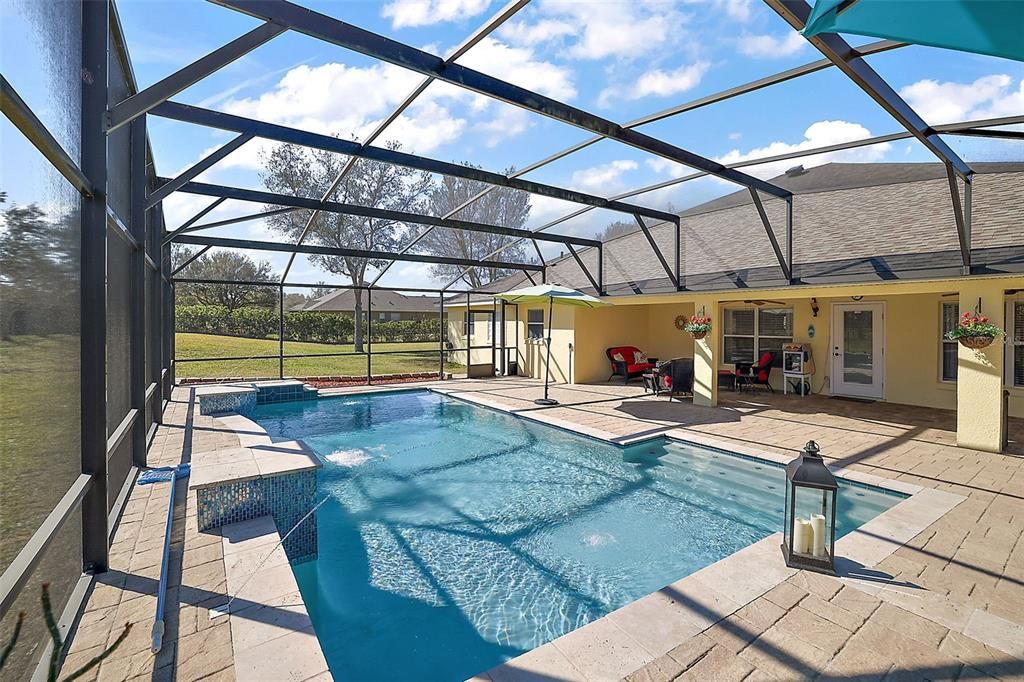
[645,157,689,176]
[216,44,571,164]
[899,74,1024,125]
[728,132,742,140]
[455,37,577,100]
[714,120,891,180]
[500,1,688,60]
[718,0,753,22]
[498,18,575,46]
[738,31,806,58]
[600,61,710,105]
[570,160,639,193]
[382,0,491,28]
[475,107,532,147]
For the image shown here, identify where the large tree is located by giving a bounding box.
[0,192,79,339]
[417,167,531,289]
[260,141,431,352]
[173,249,277,311]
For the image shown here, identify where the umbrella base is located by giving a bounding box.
[534,398,559,406]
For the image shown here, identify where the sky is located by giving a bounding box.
[2,0,1022,292]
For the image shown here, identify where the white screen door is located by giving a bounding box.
[831,303,885,399]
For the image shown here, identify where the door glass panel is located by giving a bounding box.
[843,310,873,385]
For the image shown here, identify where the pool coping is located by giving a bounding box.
[211,385,983,681]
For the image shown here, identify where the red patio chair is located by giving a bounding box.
[606,346,658,384]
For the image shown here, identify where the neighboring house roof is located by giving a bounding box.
[477,162,1024,296]
[303,288,438,313]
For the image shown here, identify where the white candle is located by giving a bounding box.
[793,517,810,554]
[810,514,827,557]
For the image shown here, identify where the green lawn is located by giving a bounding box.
[0,335,83,572]
[175,332,461,379]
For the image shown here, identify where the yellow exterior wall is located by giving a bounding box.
[645,302,696,363]
[572,304,653,383]
[515,304,575,384]
[956,280,1007,452]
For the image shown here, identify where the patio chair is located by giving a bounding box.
[606,346,658,384]
[736,351,775,394]
[659,358,694,401]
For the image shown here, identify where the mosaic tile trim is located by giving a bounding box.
[200,392,257,418]
[197,470,318,562]
[255,385,319,404]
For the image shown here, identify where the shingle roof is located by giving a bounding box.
[303,288,438,312]
[477,162,1024,295]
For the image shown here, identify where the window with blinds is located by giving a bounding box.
[941,302,958,382]
[722,307,793,366]
[527,309,544,339]
[1013,302,1024,387]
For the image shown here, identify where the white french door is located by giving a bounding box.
[831,303,885,399]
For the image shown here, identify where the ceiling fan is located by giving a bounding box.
[743,299,786,306]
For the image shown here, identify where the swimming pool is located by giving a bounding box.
[254,390,902,681]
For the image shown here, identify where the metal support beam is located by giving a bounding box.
[765,0,971,181]
[171,244,211,276]
[146,132,253,208]
[187,206,301,232]
[80,0,110,573]
[748,188,791,282]
[946,128,1024,142]
[284,0,530,285]
[632,214,678,288]
[130,118,147,467]
[175,234,545,271]
[786,197,794,283]
[566,244,600,294]
[211,0,792,198]
[278,284,285,379]
[106,20,287,132]
[946,164,972,274]
[151,101,679,223]
[166,179,602,248]
[438,294,445,379]
[674,218,682,290]
[163,197,227,244]
[366,288,372,385]
[1,74,93,196]
[378,40,904,257]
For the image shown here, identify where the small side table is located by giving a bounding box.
[642,371,662,395]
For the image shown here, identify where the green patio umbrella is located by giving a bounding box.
[494,284,608,406]
[801,0,1023,62]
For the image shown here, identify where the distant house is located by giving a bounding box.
[302,289,439,322]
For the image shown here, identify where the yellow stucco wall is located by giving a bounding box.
[515,304,574,384]
[448,275,1024,444]
[573,304,652,383]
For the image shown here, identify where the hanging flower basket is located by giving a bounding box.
[946,311,1002,350]
[683,314,711,340]
[958,335,995,350]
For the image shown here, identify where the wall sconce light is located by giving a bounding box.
[850,295,863,302]
[810,298,819,318]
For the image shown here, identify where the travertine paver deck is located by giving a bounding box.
[61,388,254,681]
[63,378,1024,681]
[430,378,1024,681]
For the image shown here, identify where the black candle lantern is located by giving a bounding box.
[782,440,838,574]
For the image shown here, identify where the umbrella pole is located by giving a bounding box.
[535,296,558,406]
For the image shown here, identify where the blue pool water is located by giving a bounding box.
[254,390,902,681]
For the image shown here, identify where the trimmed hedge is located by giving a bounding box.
[175,304,440,344]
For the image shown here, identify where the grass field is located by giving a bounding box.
[0,335,84,573]
[175,332,461,379]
